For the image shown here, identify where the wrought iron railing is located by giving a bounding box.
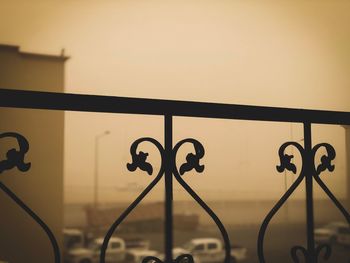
[0,88,350,263]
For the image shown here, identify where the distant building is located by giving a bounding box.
[0,44,68,263]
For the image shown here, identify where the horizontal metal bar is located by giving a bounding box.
[1,88,350,125]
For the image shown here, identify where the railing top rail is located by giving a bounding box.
[1,88,350,125]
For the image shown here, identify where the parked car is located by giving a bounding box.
[337,226,350,247]
[63,228,87,262]
[64,228,86,250]
[314,222,348,244]
[177,238,247,263]
[65,237,126,263]
[123,237,151,250]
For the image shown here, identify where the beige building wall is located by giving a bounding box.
[0,44,67,263]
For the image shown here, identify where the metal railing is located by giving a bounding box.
[0,88,350,263]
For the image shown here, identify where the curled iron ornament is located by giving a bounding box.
[172,139,231,263]
[173,254,195,263]
[290,244,331,263]
[126,137,160,175]
[312,143,336,175]
[315,244,332,262]
[142,256,164,263]
[290,246,308,263]
[0,132,60,263]
[100,138,165,263]
[0,132,31,173]
[142,254,194,263]
[177,139,205,175]
[276,141,305,175]
[258,141,305,263]
[101,137,231,263]
[258,141,350,263]
[312,143,350,234]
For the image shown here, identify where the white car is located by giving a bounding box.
[66,237,126,263]
[179,238,247,263]
[314,222,348,244]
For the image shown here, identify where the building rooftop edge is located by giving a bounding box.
[0,43,70,61]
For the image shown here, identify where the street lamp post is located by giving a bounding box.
[94,130,110,208]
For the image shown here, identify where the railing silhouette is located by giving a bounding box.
[0,88,350,263]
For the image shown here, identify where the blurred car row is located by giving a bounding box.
[63,228,247,263]
[314,221,350,246]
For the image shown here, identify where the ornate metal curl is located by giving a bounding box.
[100,138,165,263]
[258,141,305,263]
[315,244,332,262]
[312,144,350,225]
[290,246,308,263]
[289,243,331,263]
[259,140,350,263]
[312,143,336,175]
[102,137,230,263]
[127,138,157,175]
[173,254,195,263]
[311,144,350,262]
[177,139,205,175]
[142,256,164,263]
[142,254,194,263]
[0,132,60,263]
[172,139,231,263]
[0,132,31,173]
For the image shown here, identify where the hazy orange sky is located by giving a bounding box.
[0,1,349,203]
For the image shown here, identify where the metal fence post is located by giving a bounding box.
[164,114,174,263]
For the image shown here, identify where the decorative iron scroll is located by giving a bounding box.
[142,254,194,263]
[0,132,31,173]
[258,138,350,263]
[0,132,60,263]
[100,137,232,263]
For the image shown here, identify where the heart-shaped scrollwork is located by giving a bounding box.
[101,137,231,263]
[0,132,60,263]
[259,140,350,263]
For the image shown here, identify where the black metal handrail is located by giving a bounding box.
[1,88,350,263]
[1,88,350,125]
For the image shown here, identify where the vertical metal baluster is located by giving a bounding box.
[304,122,315,263]
[165,114,173,263]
